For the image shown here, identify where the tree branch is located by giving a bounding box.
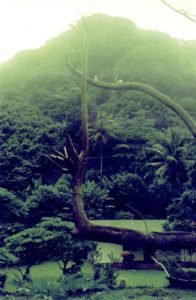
[67,60,196,139]
[66,134,80,162]
[161,0,196,23]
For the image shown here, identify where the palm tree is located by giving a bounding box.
[148,129,189,198]
[89,111,114,177]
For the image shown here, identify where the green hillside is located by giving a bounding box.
[0,13,196,299]
[0,13,195,222]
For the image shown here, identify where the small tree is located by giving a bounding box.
[4,217,94,277]
[89,111,115,177]
[110,171,148,214]
[25,174,72,225]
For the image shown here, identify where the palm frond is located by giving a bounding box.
[147,162,164,167]
[166,155,177,163]
[155,165,167,177]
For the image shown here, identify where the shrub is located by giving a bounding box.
[118,277,127,289]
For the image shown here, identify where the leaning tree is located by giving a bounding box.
[50,23,196,252]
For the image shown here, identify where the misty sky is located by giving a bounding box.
[0,0,196,64]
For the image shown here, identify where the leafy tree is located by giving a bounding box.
[25,174,72,225]
[148,130,189,198]
[166,190,196,231]
[0,102,61,194]
[0,188,26,224]
[83,179,113,219]
[166,159,196,231]
[4,217,94,276]
[89,111,115,177]
[110,172,148,215]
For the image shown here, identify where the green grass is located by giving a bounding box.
[1,261,62,292]
[73,288,196,300]
[0,261,179,289]
[1,261,196,299]
[92,220,165,233]
[0,260,173,296]
[117,269,168,288]
[31,261,62,280]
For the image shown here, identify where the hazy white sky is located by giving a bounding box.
[0,0,196,64]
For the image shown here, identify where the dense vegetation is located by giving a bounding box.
[0,14,195,298]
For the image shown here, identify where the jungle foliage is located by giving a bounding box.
[0,14,195,276]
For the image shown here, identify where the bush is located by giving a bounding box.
[115,211,134,220]
[83,180,113,219]
[111,172,148,213]
[118,277,127,289]
[25,175,72,224]
[0,188,26,223]
[90,249,119,290]
[166,189,196,232]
